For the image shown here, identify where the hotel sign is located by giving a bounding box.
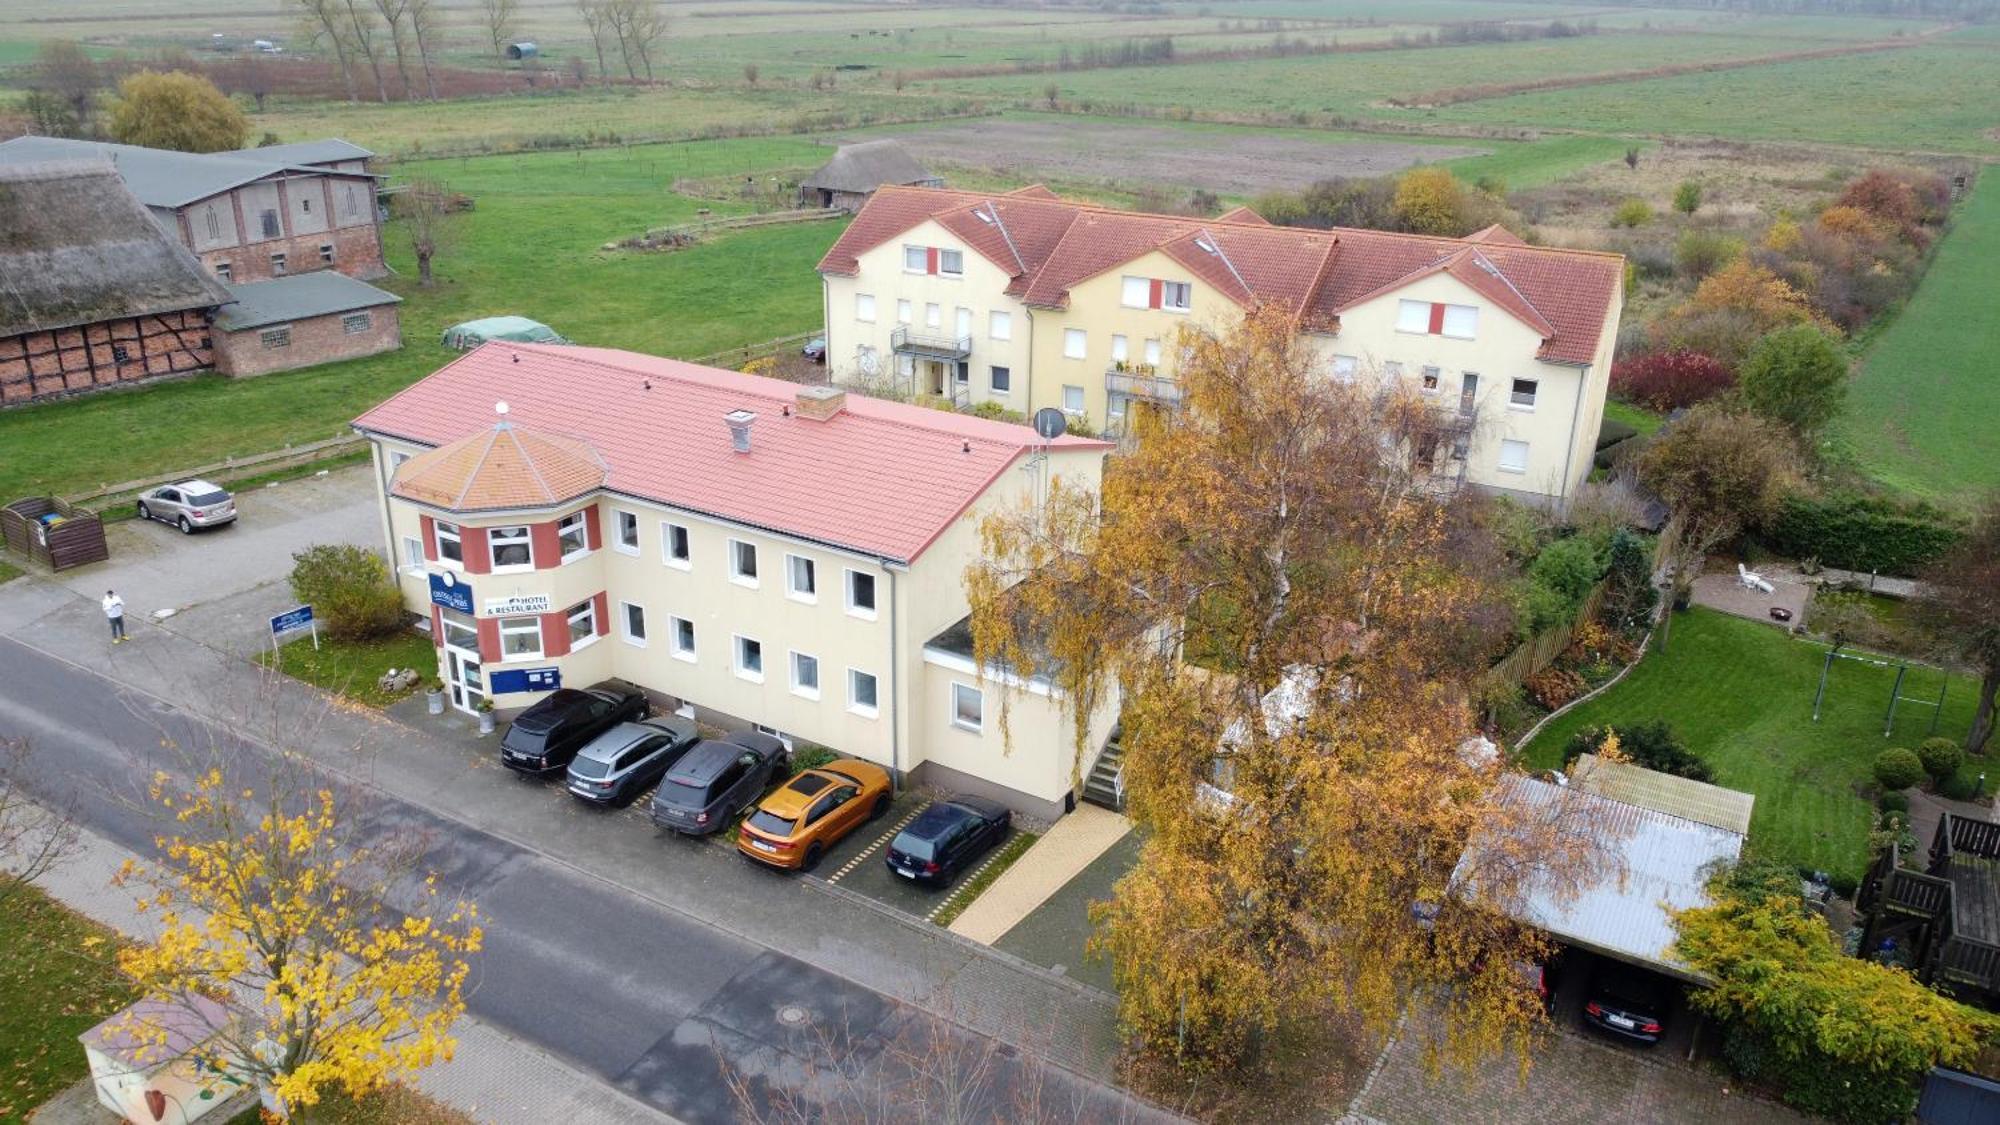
[484,594,553,616]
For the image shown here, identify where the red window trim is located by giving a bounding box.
[926,247,939,276]
[541,610,572,658]
[430,605,444,648]
[475,617,500,663]
[582,505,602,552]
[462,526,492,575]
[591,591,610,638]
[529,521,560,570]
[420,514,438,563]
[1148,279,1163,310]
[1428,302,1447,335]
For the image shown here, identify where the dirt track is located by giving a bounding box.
[823,118,1487,196]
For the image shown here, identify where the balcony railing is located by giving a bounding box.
[1105,366,1182,405]
[891,325,971,360]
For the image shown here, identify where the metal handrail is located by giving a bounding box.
[890,325,971,356]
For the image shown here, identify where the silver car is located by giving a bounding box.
[565,715,700,805]
[136,479,236,533]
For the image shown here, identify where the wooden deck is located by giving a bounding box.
[1948,853,2000,946]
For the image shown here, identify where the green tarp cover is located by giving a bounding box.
[440,316,566,349]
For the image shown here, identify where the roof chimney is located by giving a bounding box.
[794,384,846,422]
[724,409,758,453]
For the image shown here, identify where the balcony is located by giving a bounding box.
[891,325,971,361]
[1105,365,1182,405]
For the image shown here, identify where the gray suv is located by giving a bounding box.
[566,715,700,805]
[650,732,789,835]
[136,479,236,533]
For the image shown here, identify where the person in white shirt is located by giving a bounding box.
[102,589,126,643]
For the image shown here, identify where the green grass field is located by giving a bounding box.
[1520,608,1986,883]
[258,630,440,708]
[1842,174,2000,507]
[0,885,136,1122]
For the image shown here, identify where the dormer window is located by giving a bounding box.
[1122,276,1192,312]
[903,245,963,277]
[1397,299,1478,340]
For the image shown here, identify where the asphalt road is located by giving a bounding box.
[0,634,1139,1123]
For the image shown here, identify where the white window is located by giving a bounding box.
[989,310,1012,341]
[1143,338,1162,367]
[615,510,640,554]
[951,683,984,732]
[489,525,532,569]
[557,511,588,561]
[855,293,876,322]
[320,243,336,265]
[213,261,231,282]
[341,312,370,334]
[845,569,877,618]
[849,669,880,717]
[925,303,941,329]
[1331,355,1358,384]
[1510,378,1538,409]
[903,245,927,272]
[938,248,963,276]
[500,616,543,660]
[955,307,972,340]
[1110,334,1129,363]
[728,539,758,585]
[1063,328,1086,360]
[434,520,463,565]
[790,651,820,698]
[1498,439,1530,474]
[1121,275,1150,308]
[990,365,1011,394]
[786,553,817,601]
[663,522,691,568]
[1397,299,1431,334]
[1062,385,1085,414]
[1442,304,1478,339]
[670,616,696,661]
[440,610,477,652]
[896,298,912,324]
[566,600,597,645]
[400,535,423,571]
[1421,366,1441,392]
[270,251,287,275]
[734,635,764,681]
[621,601,647,645]
[1161,280,1191,312]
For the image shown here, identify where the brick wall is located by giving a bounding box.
[0,310,215,406]
[213,304,401,378]
[196,225,386,285]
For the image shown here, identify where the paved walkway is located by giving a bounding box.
[947,802,1131,945]
[1907,787,1998,851]
[28,822,681,1125]
[1690,565,1811,630]
[1819,566,1924,599]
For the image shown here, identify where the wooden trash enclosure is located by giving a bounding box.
[2,496,110,571]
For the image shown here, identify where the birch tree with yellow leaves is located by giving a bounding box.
[968,305,1610,1073]
[112,752,480,1117]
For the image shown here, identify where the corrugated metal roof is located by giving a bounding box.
[0,136,374,208]
[214,272,399,331]
[1571,753,1757,835]
[237,138,373,166]
[1456,773,1746,979]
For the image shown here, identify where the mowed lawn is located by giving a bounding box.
[1520,608,1988,883]
[0,886,136,1121]
[1842,172,2000,507]
[0,138,838,502]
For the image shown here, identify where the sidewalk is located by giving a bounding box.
[948,802,1131,944]
[30,821,681,1125]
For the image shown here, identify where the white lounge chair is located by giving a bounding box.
[1738,562,1775,595]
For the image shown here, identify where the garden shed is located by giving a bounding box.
[799,140,942,212]
[2,496,109,571]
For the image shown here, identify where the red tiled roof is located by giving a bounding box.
[353,344,1110,563]
[391,423,608,512]
[817,186,1623,366]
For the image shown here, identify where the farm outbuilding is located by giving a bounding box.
[799,140,942,212]
[212,271,403,377]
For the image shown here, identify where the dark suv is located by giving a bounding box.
[650,732,789,835]
[884,797,1011,886]
[499,680,649,776]
[566,716,701,805]
[1581,962,1671,1045]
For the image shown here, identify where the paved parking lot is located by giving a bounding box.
[992,831,1140,994]
[811,791,1031,925]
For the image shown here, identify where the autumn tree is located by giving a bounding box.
[26,39,102,137]
[114,752,480,1117]
[1735,324,1849,446]
[1637,404,1799,644]
[967,307,1608,1072]
[1392,166,1467,236]
[1923,493,2000,753]
[394,179,459,287]
[295,0,361,103]
[107,71,250,153]
[478,0,521,66]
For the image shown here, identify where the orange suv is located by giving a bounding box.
[736,758,893,871]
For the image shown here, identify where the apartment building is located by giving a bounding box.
[353,344,1118,818]
[818,186,1625,509]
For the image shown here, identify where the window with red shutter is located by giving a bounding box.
[1428,302,1447,335]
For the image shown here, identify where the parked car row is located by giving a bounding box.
[494,679,1012,883]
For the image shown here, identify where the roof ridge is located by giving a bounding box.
[510,427,559,503]
[453,427,505,510]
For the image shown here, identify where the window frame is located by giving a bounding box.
[734,634,765,682]
[989,310,1012,341]
[566,599,599,648]
[1509,377,1539,411]
[1441,303,1479,340]
[319,242,336,265]
[400,535,424,573]
[1396,299,1431,334]
[989,365,1011,395]
[500,615,544,661]
[488,524,533,572]
[434,520,463,567]
[728,538,759,587]
[260,326,291,349]
[1498,438,1530,475]
[1061,384,1085,415]
[1143,338,1162,368]
[845,569,878,620]
[556,511,589,562]
[620,600,647,646]
[1062,328,1087,360]
[1161,280,1192,312]
[669,616,697,662]
[1110,334,1129,363]
[662,521,691,569]
[950,682,984,733]
[848,668,880,718]
[855,292,876,323]
[270,251,287,276]
[938,248,964,277]
[903,245,927,273]
[896,298,912,324]
[790,651,821,699]
[341,311,371,334]
[614,509,641,555]
[1120,275,1150,309]
[1331,354,1359,384]
[785,553,817,603]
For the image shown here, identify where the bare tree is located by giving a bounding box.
[339,0,391,101]
[576,0,614,88]
[406,0,443,100]
[370,0,416,98]
[30,40,103,135]
[395,179,458,287]
[478,0,521,67]
[0,739,79,915]
[294,0,359,103]
[223,53,277,112]
[1923,494,2000,754]
[603,0,666,82]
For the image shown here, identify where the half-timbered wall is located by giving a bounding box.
[0,311,215,405]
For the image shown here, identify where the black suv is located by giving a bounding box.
[884,797,1011,886]
[499,680,650,776]
[650,732,789,835]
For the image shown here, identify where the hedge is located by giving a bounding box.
[1762,493,1962,576]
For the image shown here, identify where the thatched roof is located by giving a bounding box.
[801,140,939,194]
[0,161,232,338]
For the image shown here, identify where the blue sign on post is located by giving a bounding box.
[489,667,561,694]
[269,605,318,651]
[428,571,474,614]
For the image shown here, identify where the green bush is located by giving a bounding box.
[287,544,404,642]
[788,743,837,773]
[1763,492,1962,576]
[1522,535,1606,632]
[1562,720,1714,782]
[1873,747,1925,792]
[1602,528,1659,630]
[1918,736,1964,783]
[1673,228,1745,279]
[1940,772,1981,801]
[1611,198,1653,228]
[1877,790,1909,815]
[1673,180,1703,215]
[1772,1054,1919,1125]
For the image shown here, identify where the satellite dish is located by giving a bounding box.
[1032,407,1068,441]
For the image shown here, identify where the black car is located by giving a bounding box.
[650,732,789,835]
[884,796,1011,886]
[499,680,649,776]
[566,716,701,805]
[1581,962,1671,1045]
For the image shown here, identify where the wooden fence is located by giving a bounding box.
[1488,580,1610,691]
[63,433,367,509]
[624,208,841,249]
[2,497,109,571]
[685,330,822,371]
